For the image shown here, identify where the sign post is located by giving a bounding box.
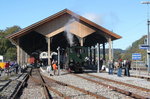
[139,44,149,50]
[132,53,142,76]
[132,53,141,60]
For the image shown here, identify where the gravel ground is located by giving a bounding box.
[20,70,46,99]
[113,69,150,78]
[20,85,46,99]
[41,68,133,99]
[0,72,28,98]
[130,70,150,77]
[79,73,150,98]
[43,72,97,99]
[91,72,150,90]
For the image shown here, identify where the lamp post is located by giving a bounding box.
[141,1,150,73]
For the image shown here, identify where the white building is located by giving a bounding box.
[0,55,3,62]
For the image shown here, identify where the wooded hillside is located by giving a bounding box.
[121,35,147,61]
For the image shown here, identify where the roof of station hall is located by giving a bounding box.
[6,9,122,40]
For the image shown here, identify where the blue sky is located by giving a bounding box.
[0,0,149,50]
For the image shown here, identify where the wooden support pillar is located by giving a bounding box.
[80,38,83,46]
[97,43,100,73]
[27,54,29,64]
[108,37,112,60]
[17,39,20,65]
[103,42,105,60]
[22,49,24,65]
[88,47,90,58]
[93,46,96,65]
[20,48,22,66]
[90,47,92,65]
[47,37,51,65]
[99,44,101,58]
[23,50,27,65]
[25,52,28,65]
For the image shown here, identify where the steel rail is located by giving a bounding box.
[86,73,150,92]
[102,71,150,81]
[32,69,51,99]
[130,75,150,81]
[10,74,29,99]
[42,74,107,99]
[73,74,148,99]
[29,75,70,99]
[11,68,32,99]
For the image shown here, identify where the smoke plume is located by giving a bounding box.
[65,18,75,47]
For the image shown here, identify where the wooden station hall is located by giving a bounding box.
[6,9,121,68]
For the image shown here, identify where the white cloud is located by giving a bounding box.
[82,13,104,25]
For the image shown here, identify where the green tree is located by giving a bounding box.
[114,50,122,60]
[4,48,17,61]
[0,26,21,61]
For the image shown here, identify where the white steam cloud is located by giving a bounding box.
[83,12,119,30]
[65,15,79,47]
[65,18,75,47]
[82,13,103,25]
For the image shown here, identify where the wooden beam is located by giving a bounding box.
[97,43,100,73]
[47,37,51,65]
[103,42,105,60]
[80,38,83,46]
[108,37,112,60]
[17,39,20,65]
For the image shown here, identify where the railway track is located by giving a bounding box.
[103,70,150,81]
[28,69,69,99]
[2,67,149,98]
[20,68,52,99]
[0,70,30,99]
[42,74,106,99]
[130,75,150,81]
[72,73,150,99]
[21,68,107,99]
[86,73,150,92]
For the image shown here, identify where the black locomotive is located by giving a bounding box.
[67,46,89,72]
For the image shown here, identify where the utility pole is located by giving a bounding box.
[141,1,150,73]
[57,46,60,76]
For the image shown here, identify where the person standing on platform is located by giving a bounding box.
[123,60,127,76]
[100,58,103,70]
[0,67,2,76]
[108,60,114,74]
[47,64,53,76]
[125,59,131,77]
[117,59,122,77]
[5,61,10,75]
[15,62,19,74]
[52,61,58,75]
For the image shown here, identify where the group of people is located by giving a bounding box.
[107,59,131,77]
[0,61,19,76]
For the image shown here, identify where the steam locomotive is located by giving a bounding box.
[67,46,89,72]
